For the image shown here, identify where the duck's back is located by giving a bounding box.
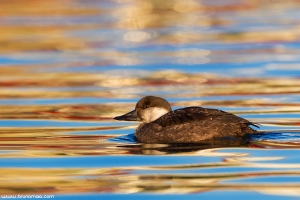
[134,107,258,143]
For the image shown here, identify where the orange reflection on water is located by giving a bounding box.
[0,69,299,96]
[1,159,300,195]
[0,0,300,197]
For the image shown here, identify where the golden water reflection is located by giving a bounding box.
[1,161,300,195]
[1,0,300,197]
[1,125,300,158]
[0,70,300,97]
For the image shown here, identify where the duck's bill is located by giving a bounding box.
[114,110,139,121]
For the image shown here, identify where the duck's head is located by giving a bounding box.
[114,96,172,123]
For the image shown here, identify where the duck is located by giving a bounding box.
[114,96,259,143]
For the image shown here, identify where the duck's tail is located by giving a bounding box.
[241,121,260,134]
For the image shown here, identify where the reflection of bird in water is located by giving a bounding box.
[114,96,259,144]
[115,137,251,155]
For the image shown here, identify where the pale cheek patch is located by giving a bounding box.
[143,107,169,123]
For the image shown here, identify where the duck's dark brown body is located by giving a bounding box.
[134,106,258,143]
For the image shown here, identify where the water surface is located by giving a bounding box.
[0,0,300,199]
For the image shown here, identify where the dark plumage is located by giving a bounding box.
[114,96,259,143]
